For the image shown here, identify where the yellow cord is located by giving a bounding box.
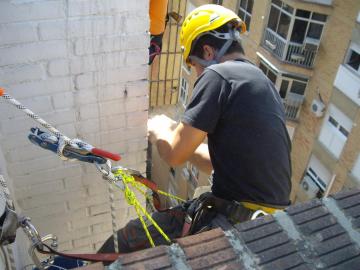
[112,169,178,247]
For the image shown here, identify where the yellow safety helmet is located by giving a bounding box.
[180,4,246,67]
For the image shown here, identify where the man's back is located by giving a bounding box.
[183,59,291,206]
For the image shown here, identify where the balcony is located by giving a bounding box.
[263,28,318,68]
[282,93,304,121]
[334,65,360,106]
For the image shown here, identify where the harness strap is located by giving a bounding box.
[241,201,284,215]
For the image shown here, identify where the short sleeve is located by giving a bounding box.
[181,69,229,134]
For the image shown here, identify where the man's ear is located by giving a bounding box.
[202,45,216,61]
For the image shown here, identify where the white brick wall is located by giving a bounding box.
[0,0,149,267]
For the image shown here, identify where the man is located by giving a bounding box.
[99,4,291,254]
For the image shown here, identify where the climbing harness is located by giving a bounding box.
[0,88,186,265]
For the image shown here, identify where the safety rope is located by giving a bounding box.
[0,88,186,251]
[0,89,120,162]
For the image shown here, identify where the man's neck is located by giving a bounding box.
[219,52,245,63]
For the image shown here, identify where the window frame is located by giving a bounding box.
[318,104,352,158]
[351,154,360,184]
[345,42,360,75]
[238,0,254,31]
[267,0,327,44]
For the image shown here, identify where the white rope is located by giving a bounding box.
[108,183,119,253]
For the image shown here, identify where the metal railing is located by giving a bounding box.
[282,93,304,121]
[262,28,319,68]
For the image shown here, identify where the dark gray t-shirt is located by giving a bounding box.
[182,59,291,205]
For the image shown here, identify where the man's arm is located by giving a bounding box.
[148,115,212,174]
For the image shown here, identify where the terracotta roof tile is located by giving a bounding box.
[106,188,360,270]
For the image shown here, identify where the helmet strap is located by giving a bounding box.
[188,27,240,68]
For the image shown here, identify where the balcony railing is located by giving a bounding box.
[282,93,304,121]
[263,28,319,68]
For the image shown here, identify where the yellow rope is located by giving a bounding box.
[112,169,177,246]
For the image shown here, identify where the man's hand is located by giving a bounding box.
[147,114,177,144]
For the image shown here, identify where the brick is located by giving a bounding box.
[188,248,237,270]
[0,22,37,46]
[331,189,360,200]
[79,103,100,120]
[6,144,53,162]
[290,207,330,226]
[99,114,127,131]
[126,111,148,128]
[77,118,101,134]
[15,178,64,198]
[6,77,73,99]
[70,51,126,75]
[94,66,148,86]
[26,201,67,219]
[238,221,282,243]
[183,237,232,260]
[92,222,113,234]
[314,234,353,256]
[0,95,53,120]
[177,228,225,248]
[7,156,63,176]
[257,242,298,265]
[71,212,112,230]
[314,224,346,242]
[48,59,70,77]
[90,202,111,216]
[74,34,147,56]
[319,245,360,268]
[67,16,125,39]
[52,92,74,109]
[125,50,148,66]
[68,0,148,17]
[118,246,168,265]
[74,88,98,105]
[285,199,323,216]
[0,63,45,85]
[38,20,66,40]
[19,188,88,210]
[262,253,305,270]
[123,13,149,34]
[12,165,82,186]
[0,1,65,24]
[75,72,94,90]
[0,40,67,66]
[296,214,338,235]
[333,191,360,209]
[246,232,290,253]
[99,96,148,116]
[235,215,275,232]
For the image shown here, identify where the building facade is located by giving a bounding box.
[150,0,360,205]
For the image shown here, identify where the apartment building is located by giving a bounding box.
[150,0,360,205]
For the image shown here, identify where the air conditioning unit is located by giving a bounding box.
[301,175,320,200]
[265,40,276,50]
[311,99,325,117]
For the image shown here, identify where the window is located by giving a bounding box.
[351,155,360,184]
[179,77,189,107]
[305,155,332,198]
[318,105,353,158]
[267,0,326,43]
[212,0,223,4]
[290,10,326,44]
[279,75,307,98]
[238,0,254,31]
[267,0,293,39]
[345,43,360,74]
[259,61,278,84]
